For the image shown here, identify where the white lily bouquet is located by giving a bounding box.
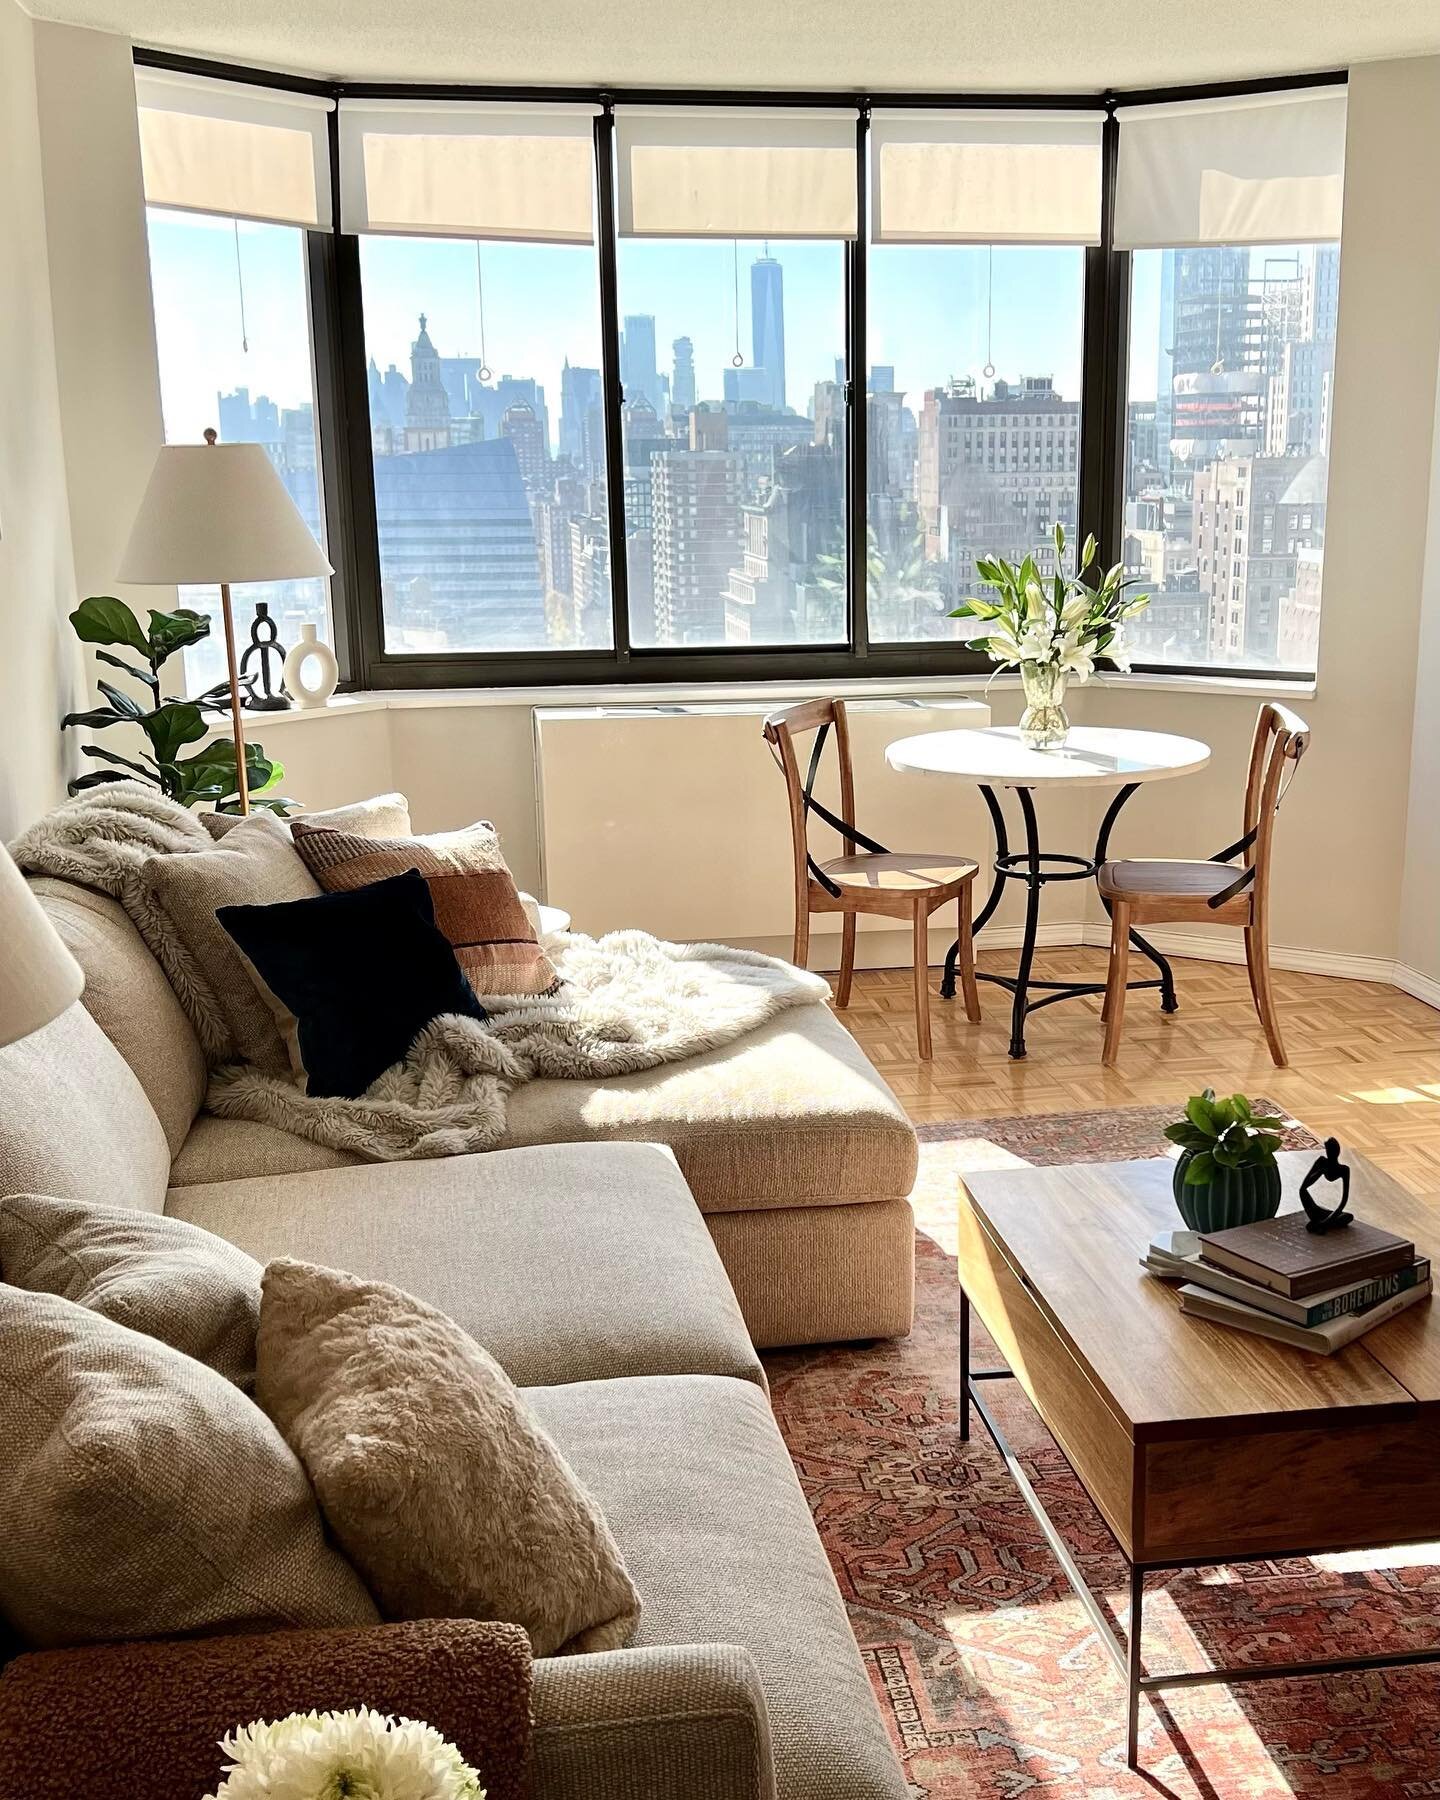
[204,1707,484,1800]
[950,524,1150,747]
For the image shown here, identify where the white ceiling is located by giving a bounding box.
[22,0,1440,91]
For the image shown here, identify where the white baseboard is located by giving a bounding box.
[734,921,1440,1013]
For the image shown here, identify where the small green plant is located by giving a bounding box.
[62,594,288,813]
[1163,1090,1285,1187]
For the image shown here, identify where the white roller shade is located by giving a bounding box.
[135,70,333,230]
[616,107,859,238]
[338,101,600,242]
[871,109,1103,245]
[1115,86,1347,249]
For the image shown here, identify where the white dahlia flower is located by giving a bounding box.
[205,1707,485,1800]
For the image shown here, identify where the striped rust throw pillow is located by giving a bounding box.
[290,819,559,998]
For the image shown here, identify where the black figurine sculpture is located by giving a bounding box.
[240,601,291,711]
[1298,1137,1353,1233]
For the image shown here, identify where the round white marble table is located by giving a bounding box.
[885,725,1212,1058]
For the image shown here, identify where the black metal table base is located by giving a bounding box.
[939,781,1177,1057]
[957,1290,1440,1769]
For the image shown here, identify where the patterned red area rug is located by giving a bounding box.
[764,1104,1440,1799]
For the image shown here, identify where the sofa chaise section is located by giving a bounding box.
[33,874,919,1347]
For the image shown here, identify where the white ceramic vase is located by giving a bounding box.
[283,624,339,709]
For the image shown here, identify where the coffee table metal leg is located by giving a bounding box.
[958,1287,971,1441]
[1126,1564,1145,1767]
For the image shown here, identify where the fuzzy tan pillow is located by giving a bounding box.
[255,1258,641,1657]
[0,1193,261,1391]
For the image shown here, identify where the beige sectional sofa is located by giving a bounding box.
[0,872,919,1799]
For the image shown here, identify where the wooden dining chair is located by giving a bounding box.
[1098,702,1310,1068]
[762,698,982,1060]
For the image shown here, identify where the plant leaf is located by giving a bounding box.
[94,649,161,692]
[1184,1151,1217,1186]
[141,700,209,767]
[70,595,149,656]
[95,679,147,722]
[1185,1093,1222,1138]
[80,743,152,779]
[61,706,126,732]
[147,607,213,663]
[68,769,138,794]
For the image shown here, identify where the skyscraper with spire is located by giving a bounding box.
[404,313,452,452]
[750,254,786,412]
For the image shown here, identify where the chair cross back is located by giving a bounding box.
[762,701,890,898]
[1205,702,1310,909]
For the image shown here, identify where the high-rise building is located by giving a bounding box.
[648,450,742,646]
[621,314,661,412]
[404,315,453,453]
[500,402,549,490]
[559,362,601,470]
[371,437,545,649]
[915,375,1080,601]
[1192,451,1325,664]
[1157,249,1263,470]
[869,365,895,395]
[723,444,844,643]
[671,337,696,415]
[750,255,786,412]
[723,365,772,408]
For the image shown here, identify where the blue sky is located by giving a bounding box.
[149,210,1126,451]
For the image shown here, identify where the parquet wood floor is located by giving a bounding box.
[833,948,1440,1196]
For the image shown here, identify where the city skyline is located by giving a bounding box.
[148,203,1336,675]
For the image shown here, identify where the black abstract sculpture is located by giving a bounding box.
[240,602,291,711]
[1299,1137,1353,1234]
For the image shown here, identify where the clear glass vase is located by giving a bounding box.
[1018,660,1070,749]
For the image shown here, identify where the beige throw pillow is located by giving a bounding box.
[0,1288,379,1649]
[289,818,560,998]
[141,813,320,1071]
[256,1258,641,1656]
[202,793,414,842]
[0,1193,262,1391]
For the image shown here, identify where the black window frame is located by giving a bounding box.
[134,51,1345,689]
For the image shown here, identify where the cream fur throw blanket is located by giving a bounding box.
[12,784,830,1161]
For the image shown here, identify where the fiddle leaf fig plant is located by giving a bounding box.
[1163,1089,1285,1187]
[62,594,290,814]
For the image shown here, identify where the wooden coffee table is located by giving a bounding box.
[956,1149,1440,1768]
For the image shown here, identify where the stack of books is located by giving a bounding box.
[1144,1211,1430,1352]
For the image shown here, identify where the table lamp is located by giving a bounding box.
[0,844,84,1048]
[117,430,333,815]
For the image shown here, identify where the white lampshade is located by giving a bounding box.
[0,845,84,1048]
[118,441,333,586]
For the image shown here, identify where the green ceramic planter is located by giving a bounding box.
[1172,1153,1283,1233]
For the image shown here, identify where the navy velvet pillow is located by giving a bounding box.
[217,869,487,1100]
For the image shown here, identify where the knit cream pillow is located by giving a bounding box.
[0,1288,379,1649]
[255,1258,642,1657]
[140,812,320,1071]
[0,1193,262,1391]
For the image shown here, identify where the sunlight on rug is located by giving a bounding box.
[764,1102,1440,1800]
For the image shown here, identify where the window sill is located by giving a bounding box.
[229,665,1316,723]
[1093,670,1318,700]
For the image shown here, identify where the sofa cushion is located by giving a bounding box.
[525,1374,906,1800]
[500,1005,917,1213]
[0,1287,378,1649]
[166,1142,764,1390]
[258,1258,641,1656]
[0,1193,261,1390]
[29,879,207,1157]
[0,1003,169,1214]
[169,1113,362,1184]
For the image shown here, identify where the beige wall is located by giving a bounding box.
[0,0,81,838]
[1400,353,1440,985]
